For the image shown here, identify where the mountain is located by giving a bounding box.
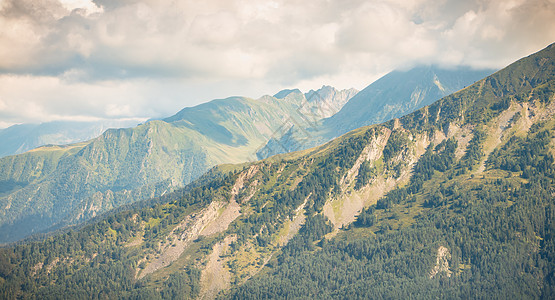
[257,65,494,159]
[300,85,358,118]
[0,120,142,158]
[324,65,495,134]
[0,86,356,243]
[0,43,552,299]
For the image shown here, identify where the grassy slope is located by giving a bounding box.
[0,91,324,243]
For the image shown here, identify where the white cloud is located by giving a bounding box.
[59,0,102,15]
[0,74,282,126]
[0,0,554,127]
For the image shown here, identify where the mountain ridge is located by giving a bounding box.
[0,86,356,243]
[0,119,142,158]
[256,65,495,159]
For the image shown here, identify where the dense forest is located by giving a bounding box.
[227,120,555,299]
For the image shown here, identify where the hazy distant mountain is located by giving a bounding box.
[0,86,355,243]
[257,65,495,159]
[0,120,141,158]
[295,85,358,118]
[324,65,495,135]
[255,86,358,159]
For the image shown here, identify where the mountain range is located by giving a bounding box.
[257,65,494,159]
[0,64,495,244]
[0,42,552,299]
[0,86,357,243]
[0,64,492,244]
[0,119,142,158]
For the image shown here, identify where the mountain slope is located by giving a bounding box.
[0,43,553,299]
[257,65,494,159]
[325,65,494,134]
[0,120,141,158]
[0,86,356,243]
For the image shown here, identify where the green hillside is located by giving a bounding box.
[0,43,553,299]
[0,87,355,243]
[0,120,141,158]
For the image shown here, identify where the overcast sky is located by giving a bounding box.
[0,0,554,128]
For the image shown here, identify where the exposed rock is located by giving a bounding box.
[429,246,452,278]
[137,201,223,279]
[199,235,237,299]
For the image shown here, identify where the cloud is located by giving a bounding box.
[2,0,554,79]
[0,0,554,127]
[0,73,282,126]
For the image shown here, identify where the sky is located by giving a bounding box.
[0,0,554,128]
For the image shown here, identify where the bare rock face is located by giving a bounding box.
[429,246,452,279]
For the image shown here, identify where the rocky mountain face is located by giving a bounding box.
[300,85,358,118]
[0,87,356,243]
[0,120,141,158]
[0,43,552,299]
[257,65,494,159]
[255,86,358,159]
